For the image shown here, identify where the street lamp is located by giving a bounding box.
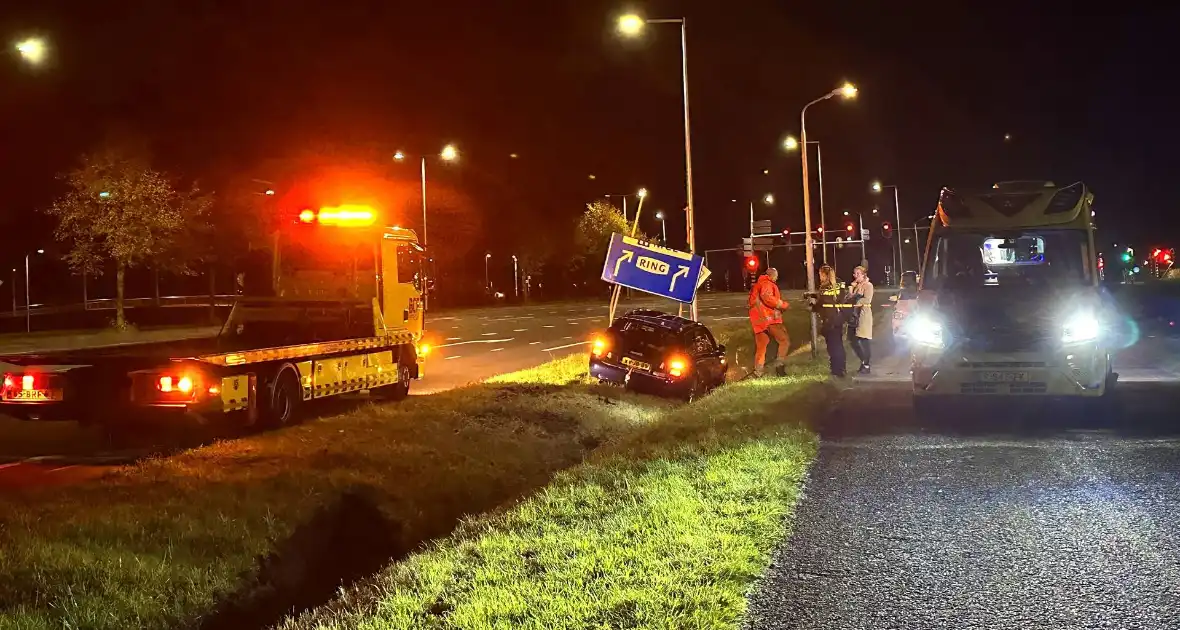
[395,144,459,311]
[617,12,698,320]
[871,180,904,278]
[604,188,647,225]
[14,37,47,66]
[484,253,491,292]
[25,249,43,332]
[799,83,857,354]
[655,210,667,243]
[783,134,829,264]
[912,214,935,272]
[842,210,867,263]
[512,255,519,298]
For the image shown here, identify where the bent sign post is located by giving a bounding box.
[602,233,709,322]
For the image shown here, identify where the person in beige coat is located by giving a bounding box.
[847,265,874,374]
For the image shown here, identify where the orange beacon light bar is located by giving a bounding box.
[298,205,377,227]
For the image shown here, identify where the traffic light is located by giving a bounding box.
[1121,251,1132,263]
[781,228,790,238]
[816,225,823,234]
[744,255,759,272]
[845,222,855,234]
[882,221,892,235]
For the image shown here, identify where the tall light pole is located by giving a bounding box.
[25,249,43,333]
[783,135,828,264]
[912,214,935,272]
[655,211,667,244]
[395,144,458,311]
[11,268,16,315]
[800,83,858,355]
[872,181,904,279]
[512,255,519,298]
[618,13,698,320]
[484,253,491,293]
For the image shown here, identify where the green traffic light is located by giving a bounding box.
[1121,253,1132,262]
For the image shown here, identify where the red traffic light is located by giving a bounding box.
[745,256,759,271]
[845,223,855,232]
[816,225,823,233]
[781,228,790,237]
[1166,254,1174,263]
[882,222,892,231]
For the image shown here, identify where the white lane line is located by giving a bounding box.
[445,355,463,360]
[542,341,591,352]
[513,328,528,332]
[451,326,460,329]
[711,316,747,321]
[0,462,23,471]
[432,317,459,321]
[484,316,535,322]
[563,336,573,340]
[445,337,462,341]
[543,325,555,328]
[439,338,515,348]
[490,348,504,352]
[529,341,541,345]
[47,465,76,473]
[480,332,499,336]
[565,316,601,322]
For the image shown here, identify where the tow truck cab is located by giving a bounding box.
[1,205,429,427]
[908,181,1114,412]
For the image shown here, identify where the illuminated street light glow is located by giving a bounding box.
[440,145,459,161]
[264,189,275,196]
[839,82,858,99]
[655,211,664,220]
[617,14,646,36]
[871,181,883,193]
[638,187,647,198]
[588,174,597,180]
[782,135,799,151]
[393,150,406,161]
[15,37,47,65]
[763,169,770,175]
[763,194,775,205]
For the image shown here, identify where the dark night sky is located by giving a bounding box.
[2,1,1178,288]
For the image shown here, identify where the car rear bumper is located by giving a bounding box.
[589,357,694,397]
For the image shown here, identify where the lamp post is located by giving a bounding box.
[10,268,15,315]
[842,210,867,266]
[872,181,904,279]
[25,249,43,333]
[618,13,698,320]
[14,37,48,66]
[395,144,459,310]
[799,83,858,355]
[512,255,519,298]
[655,210,667,244]
[912,214,935,271]
[783,135,828,264]
[484,253,491,293]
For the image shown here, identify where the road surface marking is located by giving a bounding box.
[481,332,499,336]
[47,465,76,473]
[513,328,528,332]
[566,316,601,322]
[446,337,462,341]
[0,462,23,471]
[563,336,573,339]
[432,317,459,321]
[451,326,460,329]
[543,325,555,328]
[529,341,541,345]
[484,316,535,322]
[445,355,462,360]
[711,316,747,321]
[542,341,590,352]
[491,348,504,352]
[439,338,515,348]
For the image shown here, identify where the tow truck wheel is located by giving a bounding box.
[372,363,412,401]
[263,368,302,428]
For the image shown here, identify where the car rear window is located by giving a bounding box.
[614,319,679,356]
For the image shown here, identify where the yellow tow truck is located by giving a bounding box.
[0,204,429,428]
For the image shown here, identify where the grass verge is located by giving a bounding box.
[0,315,825,630]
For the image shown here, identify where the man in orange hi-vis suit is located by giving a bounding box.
[748,267,790,377]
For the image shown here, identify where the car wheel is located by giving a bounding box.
[684,375,703,403]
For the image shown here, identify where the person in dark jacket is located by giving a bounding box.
[809,264,850,377]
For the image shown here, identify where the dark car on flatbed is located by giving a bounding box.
[589,309,727,400]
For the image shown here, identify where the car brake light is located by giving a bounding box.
[592,337,607,357]
[2,374,13,390]
[22,374,35,391]
[177,376,194,394]
[159,376,174,392]
[667,356,688,378]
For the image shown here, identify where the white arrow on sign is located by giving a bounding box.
[613,250,635,278]
[669,265,690,292]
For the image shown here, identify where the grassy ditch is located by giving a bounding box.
[0,315,825,630]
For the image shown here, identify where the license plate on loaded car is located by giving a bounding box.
[5,389,62,402]
[978,371,1030,383]
[621,357,651,371]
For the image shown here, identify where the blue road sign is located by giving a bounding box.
[601,233,707,303]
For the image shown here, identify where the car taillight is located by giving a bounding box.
[592,337,608,357]
[667,356,689,378]
[2,374,13,390]
[22,374,35,391]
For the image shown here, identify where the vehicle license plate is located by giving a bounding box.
[621,357,651,371]
[978,371,1030,383]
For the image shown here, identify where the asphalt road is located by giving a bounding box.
[0,294,752,486]
[745,336,1180,630]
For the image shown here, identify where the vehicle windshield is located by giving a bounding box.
[926,229,1092,290]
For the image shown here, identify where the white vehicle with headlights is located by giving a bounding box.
[908,181,1114,417]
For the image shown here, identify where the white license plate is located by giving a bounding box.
[621,357,651,372]
[978,371,1030,383]
[6,389,60,401]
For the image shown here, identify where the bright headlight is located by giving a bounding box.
[906,312,944,348]
[1062,312,1100,344]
